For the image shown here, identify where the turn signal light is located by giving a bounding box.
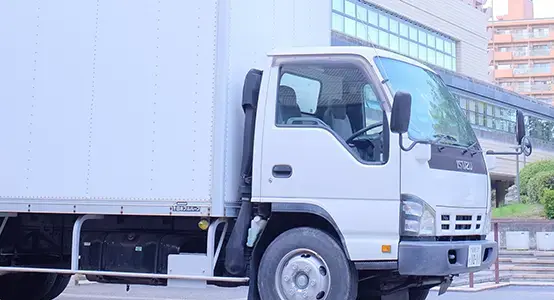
[381,245,391,253]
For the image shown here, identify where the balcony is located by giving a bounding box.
[513,67,530,75]
[531,84,553,92]
[493,34,512,43]
[494,51,513,61]
[495,69,513,78]
[531,66,552,75]
[513,50,528,57]
[512,31,554,41]
[513,84,553,93]
[530,49,551,57]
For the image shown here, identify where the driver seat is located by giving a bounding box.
[323,104,354,141]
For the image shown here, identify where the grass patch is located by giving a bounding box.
[492,203,545,219]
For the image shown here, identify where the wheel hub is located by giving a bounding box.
[276,249,330,300]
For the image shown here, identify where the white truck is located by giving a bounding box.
[0,1,532,300]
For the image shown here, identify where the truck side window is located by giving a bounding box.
[275,62,388,164]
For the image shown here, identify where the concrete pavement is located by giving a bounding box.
[57,284,554,300]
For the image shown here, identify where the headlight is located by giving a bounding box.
[401,195,436,236]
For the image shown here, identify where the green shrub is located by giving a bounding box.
[542,189,554,219]
[520,160,554,195]
[527,170,554,204]
[520,195,530,204]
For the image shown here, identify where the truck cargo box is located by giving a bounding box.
[0,0,330,216]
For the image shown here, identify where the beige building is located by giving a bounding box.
[488,0,554,105]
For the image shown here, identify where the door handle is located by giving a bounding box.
[272,165,292,178]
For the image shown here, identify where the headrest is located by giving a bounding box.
[329,101,347,119]
[278,85,297,106]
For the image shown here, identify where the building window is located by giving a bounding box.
[330,0,457,71]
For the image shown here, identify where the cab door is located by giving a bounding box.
[255,54,402,261]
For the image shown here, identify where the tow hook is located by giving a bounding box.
[438,276,453,295]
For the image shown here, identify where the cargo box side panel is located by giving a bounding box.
[0,1,96,199]
[86,0,219,208]
[0,1,219,215]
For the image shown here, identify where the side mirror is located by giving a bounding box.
[516,110,525,145]
[391,91,412,134]
[487,110,533,157]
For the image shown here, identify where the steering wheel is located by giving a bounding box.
[345,121,384,146]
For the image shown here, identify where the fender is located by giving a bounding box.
[270,202,350,258]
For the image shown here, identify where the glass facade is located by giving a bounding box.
[332,0,457,71]
[330,0,554,147]
[455,91,554,143]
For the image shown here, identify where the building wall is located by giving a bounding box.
[489,19,554,106]
[362,0,490,81]
[505,0,534,20]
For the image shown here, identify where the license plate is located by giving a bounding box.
[467,245,482,268]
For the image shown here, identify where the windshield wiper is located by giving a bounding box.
[433,134,458,143]
[462,141,480,156]
[433,134,458,151]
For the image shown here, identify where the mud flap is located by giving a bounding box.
[438,276,452,295]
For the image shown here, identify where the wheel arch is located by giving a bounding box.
[247,202,351,300]
[264,203,350,259]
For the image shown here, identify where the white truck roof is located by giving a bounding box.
[270,46,436,73]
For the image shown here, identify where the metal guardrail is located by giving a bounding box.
[531,49,551,57]
[513,68,530,75]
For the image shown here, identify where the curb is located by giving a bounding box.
[68,275,97,286]
[432,281,554,292]
[431,282,510,292]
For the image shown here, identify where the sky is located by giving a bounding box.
[484,0,554,20]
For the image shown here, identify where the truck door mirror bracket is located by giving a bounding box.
[486,135,532,157]
[516,110,525,145]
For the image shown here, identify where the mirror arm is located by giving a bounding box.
[486,148,523,156]
[398,133,427,152]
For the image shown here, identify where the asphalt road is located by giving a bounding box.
[57,284,554,300]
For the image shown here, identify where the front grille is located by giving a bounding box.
[440,214,483,233]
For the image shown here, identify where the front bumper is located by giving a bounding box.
[398,239,497,276]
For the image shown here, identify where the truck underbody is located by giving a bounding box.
[0,211,488,300]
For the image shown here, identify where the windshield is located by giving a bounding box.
[374,57,478,148]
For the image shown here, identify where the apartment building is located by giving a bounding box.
[489,1,554,104]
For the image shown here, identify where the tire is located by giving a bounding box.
[409,288,430,300]
[257,227,358,300]
[0,272,57,300]
[41,274,71,300]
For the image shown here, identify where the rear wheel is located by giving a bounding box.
[257,227,358,300]
[41,274,72,300]
[0,272,57,300]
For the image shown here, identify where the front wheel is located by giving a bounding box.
[257,227,358,300]
[409,288,430,300]
[0,272,57,300]
[41,274,72,300]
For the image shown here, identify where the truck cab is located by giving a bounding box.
[234,46,531,299]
